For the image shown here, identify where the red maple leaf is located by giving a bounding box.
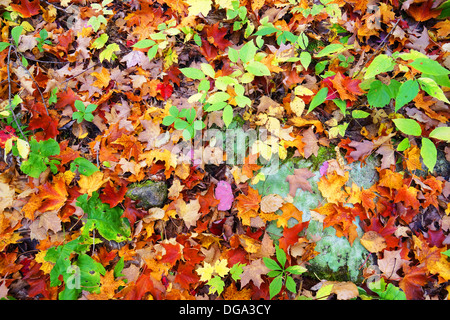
[100,181,127,208]
[278,221,309,252]
[175,263,200,290]
[55,88,81,111]
[205,22,233,51]
[156,82,173,100]
[399,264,428,300]
[11,0,40,18]
[197,38,218,62]
[160,242,182,266]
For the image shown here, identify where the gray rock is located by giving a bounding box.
[126,180,168,209]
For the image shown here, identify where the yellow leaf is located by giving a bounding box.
[290,96,306,117]
[186,0,212,16]
[196,262,215,282]
[91,67,111,89]
[78,171,109,196]
[35,250,54,274]
[214,259,230,277]
[360,231,387,253]
[16,138,30,160]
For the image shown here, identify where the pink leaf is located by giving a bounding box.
[215,181,233,211]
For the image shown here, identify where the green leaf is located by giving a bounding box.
[147,45,158,61]
[49,87,58,105]
[11,26,23,46]
[364,54,395,79]
[114,257,125,279]
[245,61,271,76]
[20,138,60,178]
[393,118,422,136]
[99,43,120,62]
[269,275,283,299]
[0,42,11,52]
[418,77,450,103]
[207,276,225,295]
[315,43,344,58]
[180,67,205,80]
[74,100,86,112]
[263,257,282,271]
[397,138,410,152]
[421,137,437,172]
[429,126,450,142]
[286,265,307,275]
[239,41,258,64]
[316,283,333,300]
[206,92,231,104]
[229,262,245,281]
[70,157,99,176]
[77,192,131,242]
[254,25,279,37]
[223,104,234,128]
[368,278,406,300]
[409,58,450,76]
[300,51,311,70]
[91,33,109,49]
[174,118,189,130]
[267,270,282,277]
[228,47,239,63]
[395,80,419,112]
[276,246,286,268]
[352,110,370,119]
[193,120,205,131]
[367,80,391,108]
[75,253,106,293]
[200,63,215,78]
[285,275,297,293]
[85,104,98,114]
[72,111,84,123]
[307,87,328,113]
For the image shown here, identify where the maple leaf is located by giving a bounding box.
[276,203,304,229]
[112,134,143,161]
[240,259,270,289]
[329,72,365,101]
[175,198,201,229]
[11,0,40,18]
[223,282,252,300]
[156,82,173,100]
[278,221,309,251]
[407,0,441,21]
[160,242,182,266]
[78,171,109,196]
[360,231,387,253]
[285,168,315,197]
[378,249,409,281]
[399,264,429,300]
[260,194,284,213]
[317,171,349,204]
[87,270,125,300]
[99,181,127,208]
[91,67,111,89]
[235,186,261,226]
[206,22,233,51]
[175,263,200,290]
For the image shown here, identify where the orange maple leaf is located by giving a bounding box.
[235,186,261,226]
[317,171,349,204]
[276,203,303,229]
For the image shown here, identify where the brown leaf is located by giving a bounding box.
[286,168,315,197]
[240,259,270,288]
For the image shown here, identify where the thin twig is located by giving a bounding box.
[14,48,49,116]
[353,18,401,79]
[6,45,26,140]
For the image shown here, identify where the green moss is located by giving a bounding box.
[308,145,337,171]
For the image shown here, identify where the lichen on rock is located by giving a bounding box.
[126,180,168,209]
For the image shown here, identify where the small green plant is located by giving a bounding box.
[365,278,406,300]
[36,29,52,52]
[132,20,181,61]
[162,105,205,140]
[263,245,307,299]
[70,157,99,176]
[72,100,97,124]
[20,137,60,178]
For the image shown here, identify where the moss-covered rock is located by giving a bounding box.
[126,180,168,209]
